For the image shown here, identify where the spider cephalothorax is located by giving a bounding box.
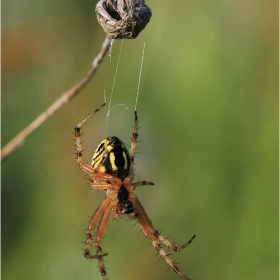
[74,103,195,280]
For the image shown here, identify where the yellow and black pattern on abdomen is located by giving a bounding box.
[92,136,131,180]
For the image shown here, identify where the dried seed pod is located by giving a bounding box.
[95,0,152,39]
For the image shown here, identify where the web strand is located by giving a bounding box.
[106,39,124,134]
[135,42,146,111]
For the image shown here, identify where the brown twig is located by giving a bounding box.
[1,36,113,162]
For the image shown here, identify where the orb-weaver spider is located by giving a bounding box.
[74,103,195,280]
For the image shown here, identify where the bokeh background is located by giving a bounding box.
[2,1,278,280]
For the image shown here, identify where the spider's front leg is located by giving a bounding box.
[74,103,106,176]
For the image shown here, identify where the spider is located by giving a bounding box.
[74,103,196,280]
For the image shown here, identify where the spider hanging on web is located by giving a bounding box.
[74,103,196,280]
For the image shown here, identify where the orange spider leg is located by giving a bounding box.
[85,191,120,280]
[84,196,112,259]
[130,193,193,280]
[79,163,96,176]
[94,206,114,280]
[94,172,122,186]
[156,232,196,252]
[89,172,123,191]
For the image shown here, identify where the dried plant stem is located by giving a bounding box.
[1,37,113,162]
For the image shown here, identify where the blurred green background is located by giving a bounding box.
[2,1,278,280]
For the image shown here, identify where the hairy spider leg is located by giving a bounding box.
[95,206,113,280]
[84,195,118,280]
[156,232,196,252]
[130,193,194,280]
[129,111,138,176]
[84,196,111,260]
[131,180,155,188]
[127,111,155,189]
[75,103,106,173]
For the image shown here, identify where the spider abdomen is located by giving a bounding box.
[91,136,131,180]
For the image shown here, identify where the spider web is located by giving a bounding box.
[104,40,145,134]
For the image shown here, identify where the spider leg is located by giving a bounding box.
[84,196,111,259]
[130,193,193,280]
[156,232,196,252]
[131,180,155,188]
[75,103,106,175]
[94,206,112,280]
[89,172,123,192]
[129,111,138,176]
